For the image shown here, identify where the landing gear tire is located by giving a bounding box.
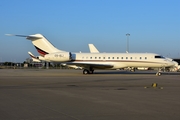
[83,69,89,75]
[156,72,161,76]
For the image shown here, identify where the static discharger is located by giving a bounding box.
[144,83,163,89]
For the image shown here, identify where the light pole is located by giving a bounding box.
[126,33,130,53]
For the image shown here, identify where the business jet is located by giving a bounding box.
[6,33,175,75]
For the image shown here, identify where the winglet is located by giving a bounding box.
[28,52,36,59]
[28,52,42,62]
[88,44,100,53]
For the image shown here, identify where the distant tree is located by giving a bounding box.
[4,62,15,66]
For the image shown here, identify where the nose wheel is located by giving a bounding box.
[156,68,162,76]
[156,72,161,76]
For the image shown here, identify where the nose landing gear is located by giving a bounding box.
[156,68,162,76]
[156,72,161,76]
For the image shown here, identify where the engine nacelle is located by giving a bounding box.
[44,52,71,62]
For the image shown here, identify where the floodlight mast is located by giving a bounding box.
[126,33,130,53]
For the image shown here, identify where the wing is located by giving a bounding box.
[66,61,114,69]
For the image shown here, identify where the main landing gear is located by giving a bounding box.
[83,68,94,75]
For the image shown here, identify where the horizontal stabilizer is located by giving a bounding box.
[6,33,66,56]
[5,34,42,39]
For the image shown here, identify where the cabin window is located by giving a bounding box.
[117,57,119,59]
[103,57,105,59]
[108,57,110,59]
[112,57,114,59]
[145,57,147,59]
[140,57,142,59]
[95,57,97,59]
[121,57,123,59]
[130,57,132,59]
[90,57,92,59]
[126,57,128,59]
[99,57,101,59]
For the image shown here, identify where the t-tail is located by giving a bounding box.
[6,34,66,56]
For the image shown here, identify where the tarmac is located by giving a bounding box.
[0,69,180,120]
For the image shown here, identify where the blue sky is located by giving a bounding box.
[0,0,180,62]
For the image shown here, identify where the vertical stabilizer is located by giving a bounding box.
[6,34,66,56]
[27,34,65,56]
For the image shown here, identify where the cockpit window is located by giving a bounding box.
[155,56,165,59]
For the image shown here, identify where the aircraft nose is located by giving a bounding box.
[164,60,175,67]
[168,61,175,66]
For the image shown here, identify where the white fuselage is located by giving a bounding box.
[68,53,174,69]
